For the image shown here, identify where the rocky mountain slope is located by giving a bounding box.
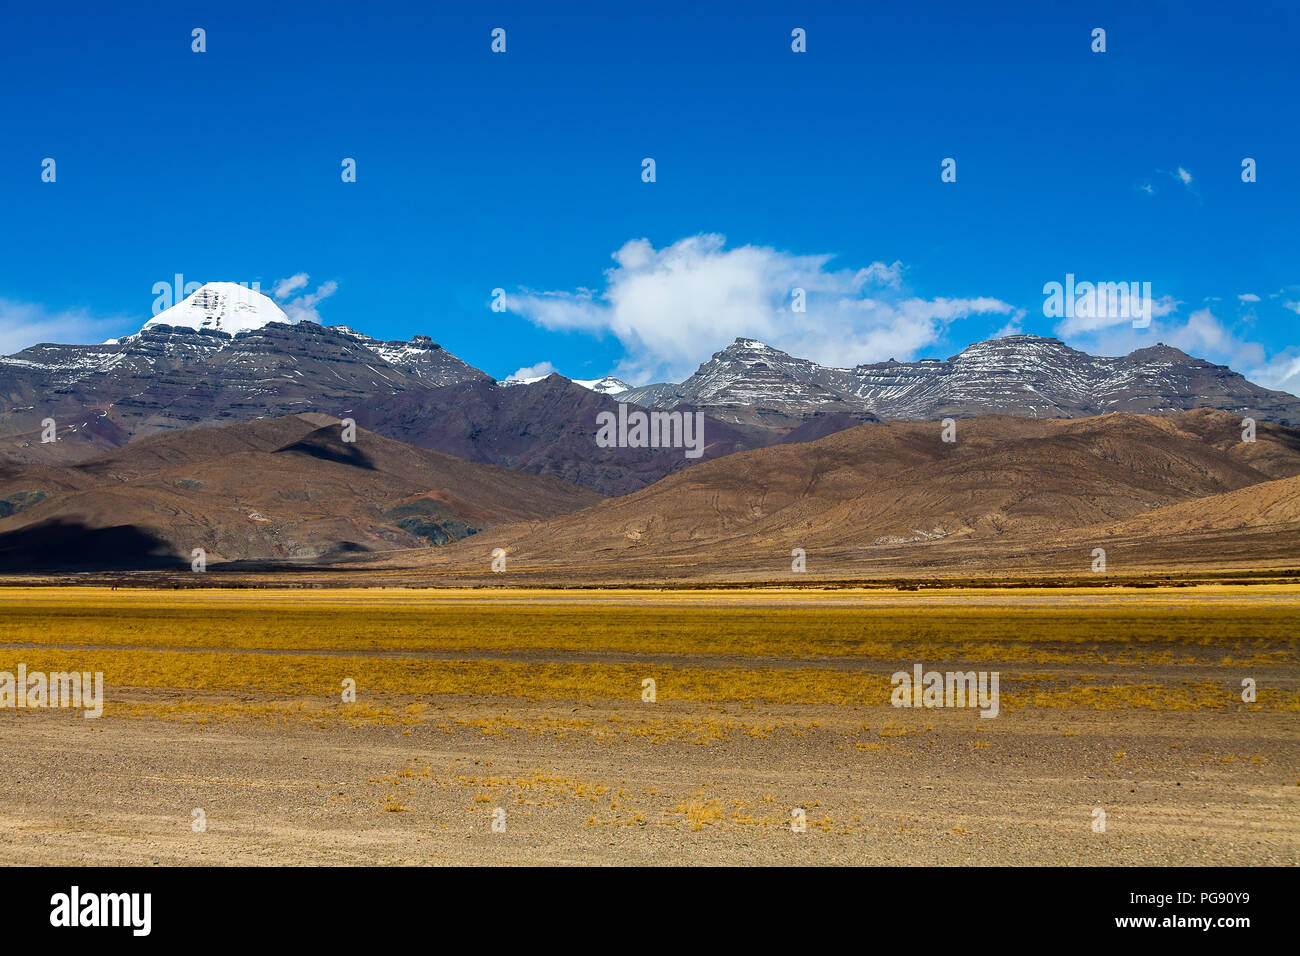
[0,414,601,569]
[356,409,1300,580]
[349,374,755,496]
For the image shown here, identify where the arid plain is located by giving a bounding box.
[0,584,1295,865]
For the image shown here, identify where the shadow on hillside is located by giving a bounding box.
[273,430,377,470]
[0,519,183,571]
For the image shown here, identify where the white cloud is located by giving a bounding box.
[278,278,338,324]
[507,235,1015,383]
[991,316,1025,339]
[1238,293,1261,303]
[1254,348,1300,396]
[273,273,310,300]
[1148,167,1198,198]
[0,299,127,355]
[861,260,905,289]
[1284,301,1300,315]
[508,361,556,381]
[1176,308,1265,365]
[1052,289,1180,336]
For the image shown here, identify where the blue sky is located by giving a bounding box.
[2,0,1298,391]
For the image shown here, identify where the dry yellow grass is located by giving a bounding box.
[2,587,1297,666]
[7,646,1293,714]
[1,587,1297,725]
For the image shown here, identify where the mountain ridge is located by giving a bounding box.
[4,284,1298,496]
[622,334,1300,429]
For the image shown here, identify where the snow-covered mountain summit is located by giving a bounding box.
[501,371,631,394]
[141,282,291,336]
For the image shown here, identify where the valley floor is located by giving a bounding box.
[0,586,1296,865]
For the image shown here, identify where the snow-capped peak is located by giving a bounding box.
[573,375,632,395]
[499,370,631,394]
[141,282,292,336]
[499,373,552,387]
[729,337,778,352]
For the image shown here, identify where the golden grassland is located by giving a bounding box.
[2,588,1296,863]
[0,648,1291,714]
[0,587,1297,726]
[2,586,1299,662]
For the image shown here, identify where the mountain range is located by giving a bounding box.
[625,334,1300,431]
[3,282,1299,501]
[2,282,1298,576]
[352,408,1300,584]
